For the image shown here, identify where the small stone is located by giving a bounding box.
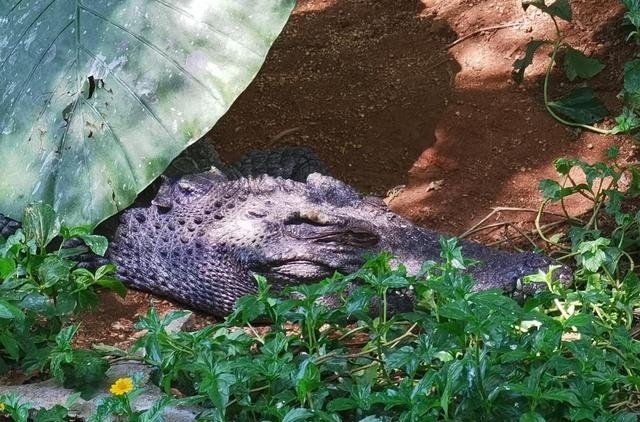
[111,321,126,331]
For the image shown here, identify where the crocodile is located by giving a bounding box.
[0,145,570,316]
[109,168,570,317]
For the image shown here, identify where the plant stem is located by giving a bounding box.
[542,16,612,134]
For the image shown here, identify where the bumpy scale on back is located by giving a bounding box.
[110,172,571,317]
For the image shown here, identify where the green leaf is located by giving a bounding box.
[614,413,640,422]
[33,405,72,422]
[94,277,128,298]
[77,233,109,256]
[543,183,590,201]
[138,396,174,422]
[20,292,52,314]
[0,299,25,321]
[385,345,419,373]
[546,0,572,21]
[199,370,235,413]
[22,202,61,250]
[438,302,471,321]
[626,167,640,196]
[547,87,608,124]
[55,291,79,315]
[612,107,640,134]
[282,408,315,422]
[522,0,572,22]
[576,238,610,272]
[63,227,109,256]
[513,40,548,84]
[624,2,640,42]
[563,313,594,329]
[0,333,22,361]
[94,263,117,280]
[520,411,546,422]
[0,0,296,228]
[59,350,109,394]
[554,157,576,175]
[38,256,73,289]
[606,145,620,159]
[74,289,101,311]
[539,179,562,200]
[0,258,17,278]
[622,59,640,108]
[295,358,321,404]
[327,397,359,412]
[441,359,463,413]
[55,326,79,349]
[540,388,579,404]
[563,47,605,81]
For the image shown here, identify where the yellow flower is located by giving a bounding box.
[0,402,5,412]
[109,377,134,396]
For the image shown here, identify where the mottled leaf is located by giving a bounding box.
[1,0,295,228]
[22,202,60,250]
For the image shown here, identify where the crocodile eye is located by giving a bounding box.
[247,210,267,218]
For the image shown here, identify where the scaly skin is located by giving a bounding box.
[110,172,571,317]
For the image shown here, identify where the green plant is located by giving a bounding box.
[88,374,176,422]
[538,148,640,279]
[536,149,640,333]
[0,391,78,422]
[0,202,124,375]
[0,1,295,228]
[622,0,640,42]
[130,238,640,421]
[47,326,110,398]
[513,0,640,135]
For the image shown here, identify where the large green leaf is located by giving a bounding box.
[0,0,295,227]
[563,47,605,81]
[547,87,608,125]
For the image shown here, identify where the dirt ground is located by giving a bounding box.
[74,0,638,349]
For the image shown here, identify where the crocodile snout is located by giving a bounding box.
[506,254,572,301]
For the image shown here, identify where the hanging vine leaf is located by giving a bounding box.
[513,40,549,84]
[0,0,295,227]
[521,0,573,22]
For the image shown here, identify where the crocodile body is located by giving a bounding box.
[110,170,570,316]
